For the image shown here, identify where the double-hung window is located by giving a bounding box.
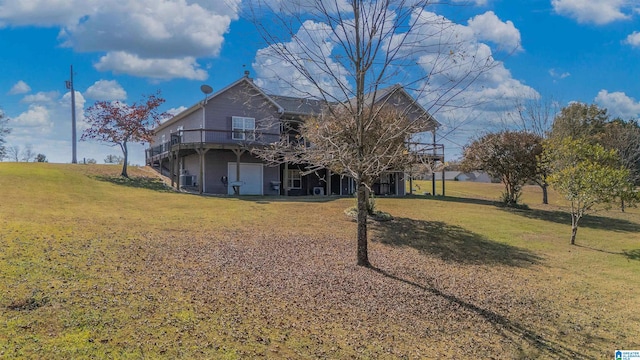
[232,116,255,140]
[287,169,302,189]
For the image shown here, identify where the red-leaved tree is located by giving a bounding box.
[82,92,168,177]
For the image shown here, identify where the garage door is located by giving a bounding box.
[227,162,263,195]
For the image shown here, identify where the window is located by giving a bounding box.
[287,169,302,189]
[232,116,255,140]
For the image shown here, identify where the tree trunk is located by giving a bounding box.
[356,182,370,267]
[570,213,578,245]
[121,142,129,178]
[541,183,548,205]
[621,199,625,213]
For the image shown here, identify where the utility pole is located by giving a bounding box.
[66,65,77,164]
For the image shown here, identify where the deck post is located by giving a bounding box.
[196,148,211,194]
[175,152,181,189]
[409,174,413,195]
[432,171,436,196]
[169,153,174,187]
[231,147,245,195]
[283,162,289,196]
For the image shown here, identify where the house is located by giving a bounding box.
[434,171,492,182]
[145,73,442,196]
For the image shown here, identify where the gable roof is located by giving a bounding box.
[268,95,328,117]
[367,85,440,128]
[157,76,439,130]
[154,76,283,132]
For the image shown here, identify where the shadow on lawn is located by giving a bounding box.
[504,208,640,233]
[373,217,541,267]
[371,267,583,359]
[94,175,172,192]
[406,194,501,207]
[237,195,344,204]
[623,249,640,261]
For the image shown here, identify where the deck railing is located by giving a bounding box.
[147,129,444,163]
[407,142,445,160]
[146,129,283,161]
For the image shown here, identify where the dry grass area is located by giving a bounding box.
[1,164,639,359]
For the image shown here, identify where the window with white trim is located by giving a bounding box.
[287,169,302,189]
[232,116,255,140]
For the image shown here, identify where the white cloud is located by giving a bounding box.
[94,52,208,81]
[595,90,640,120]
[256,0,352,15]
[0,0,94,27]
[1,0,241,80]
[254,7,534,107]
[21,91,59,103]
[253,6,537,145]
[85,80,127,101]
[549,68,570,80]
[10,104,51,129]
[253,20,351,98]
[467,11,521,51]
[4,87,149,164]
[624,31,640,47]
[8,80,31,95]
[551,0,632,25]
[451,0,488,5]
[58,0,238,59]
[395,10,536,113]
[166,106,187,117]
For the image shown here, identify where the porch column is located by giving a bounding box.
[231,147,245,195]
[432,170,436,196]
[326,169,332,196]
[442,167,446,196]
[175,153,181,189]
[283,162,289,196]
[196,148,210,194]
[409,174,413,195]
[169,152,174,187]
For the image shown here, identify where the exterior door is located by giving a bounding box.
[227,162,263,195]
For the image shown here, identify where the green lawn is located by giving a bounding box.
[1,163,639,358]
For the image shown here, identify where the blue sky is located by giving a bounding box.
[0,0,639,164]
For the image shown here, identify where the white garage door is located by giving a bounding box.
[227,162,263,195]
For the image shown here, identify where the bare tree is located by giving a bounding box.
[104,154,125,164]
[7,145,20,162]
[248,0,497,267]
[0,111,10,161]
[21,144,36,162]
[504,94,559,204]
[598,119,640,211]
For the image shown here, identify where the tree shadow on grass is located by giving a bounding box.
[94,175,173,192]
[623,249,640,261]
[236,195,343,204]
[503,208,640,233]
[406,194,501,207]
[373,217,542,267]
[370,267,583,359]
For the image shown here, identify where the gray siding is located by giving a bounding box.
[204,81,280,135]
[180,149,279,195]
[151,79,281,146]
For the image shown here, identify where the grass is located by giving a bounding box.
[1,163,639,358]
